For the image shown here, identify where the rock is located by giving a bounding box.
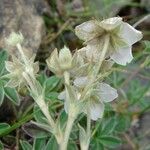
[0,0,51,52]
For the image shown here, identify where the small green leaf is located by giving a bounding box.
[0,141,4,150]
[20,140,32,150]
[115,114,130,132]
[34,105,48,124]
[0,123,10,134]
[45,76,60,93]
[0,87,4,106]
[4,87,20,105]
[37,73,47,86]
[45,92,59,101]
[91,139,104,150]
[99,136,121,148]
[101,117,117,135]
[143,40,150,52]
[44,137,58,150]
[22,122,50,138]
[33,138,46,150]
[0,50,8,76]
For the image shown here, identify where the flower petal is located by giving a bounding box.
[120,22,143,46]
[74,76,89,88]
[46,48,62,75]
[99,17,122,30]
[33,62,39,74]
[111,46,133,65]
[75,20,103,42]
[97,83,118,102]
[89,101,104,121]
[59,46,72,69]
[58,91,66,100]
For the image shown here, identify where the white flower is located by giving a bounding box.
[75,17,143,65]
[74,77,118,120]
[58,86,81,114]
[5,32,24,47]
[5,54,39,88]
[87,83,118,120]
[73,76,89,88]
[46,46,73,76]
[59,77,118,121]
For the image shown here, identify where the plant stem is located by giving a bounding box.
[84,112,91,150]
[37,97,55,128]
[17,43,28,64]
[81,34,110,98]
[64,71,70,85]
[87,112,91,138]
[60,114,76,150]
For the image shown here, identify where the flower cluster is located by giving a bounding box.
[3,17,143,150]
[47,17,142,121]
[4,32,39,88]
[75,17,143,65]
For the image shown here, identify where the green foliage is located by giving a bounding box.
[0,86,4,106]
[99,136,121,148]
[143,40,150,52]
[0,50,8,76]
[4,87,20,105]
[0,123,10,134]
[44,137,58,150]
[0,50,8,106]
[20,140,32,150]
[0,141,4,150]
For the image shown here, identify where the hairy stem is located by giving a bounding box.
[37,97,55,128]
[60,114,76,150]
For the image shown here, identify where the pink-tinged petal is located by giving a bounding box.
[89,101,104,121]
[120,22,143,46]
[97,83,118,102]
[75,20,103,42]
[111,46,133,65]
[99,17,122,30]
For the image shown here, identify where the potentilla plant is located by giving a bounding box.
[3,17,142,150]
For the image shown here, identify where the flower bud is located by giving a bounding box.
[46,46,73,76]
[5,32,24,47]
